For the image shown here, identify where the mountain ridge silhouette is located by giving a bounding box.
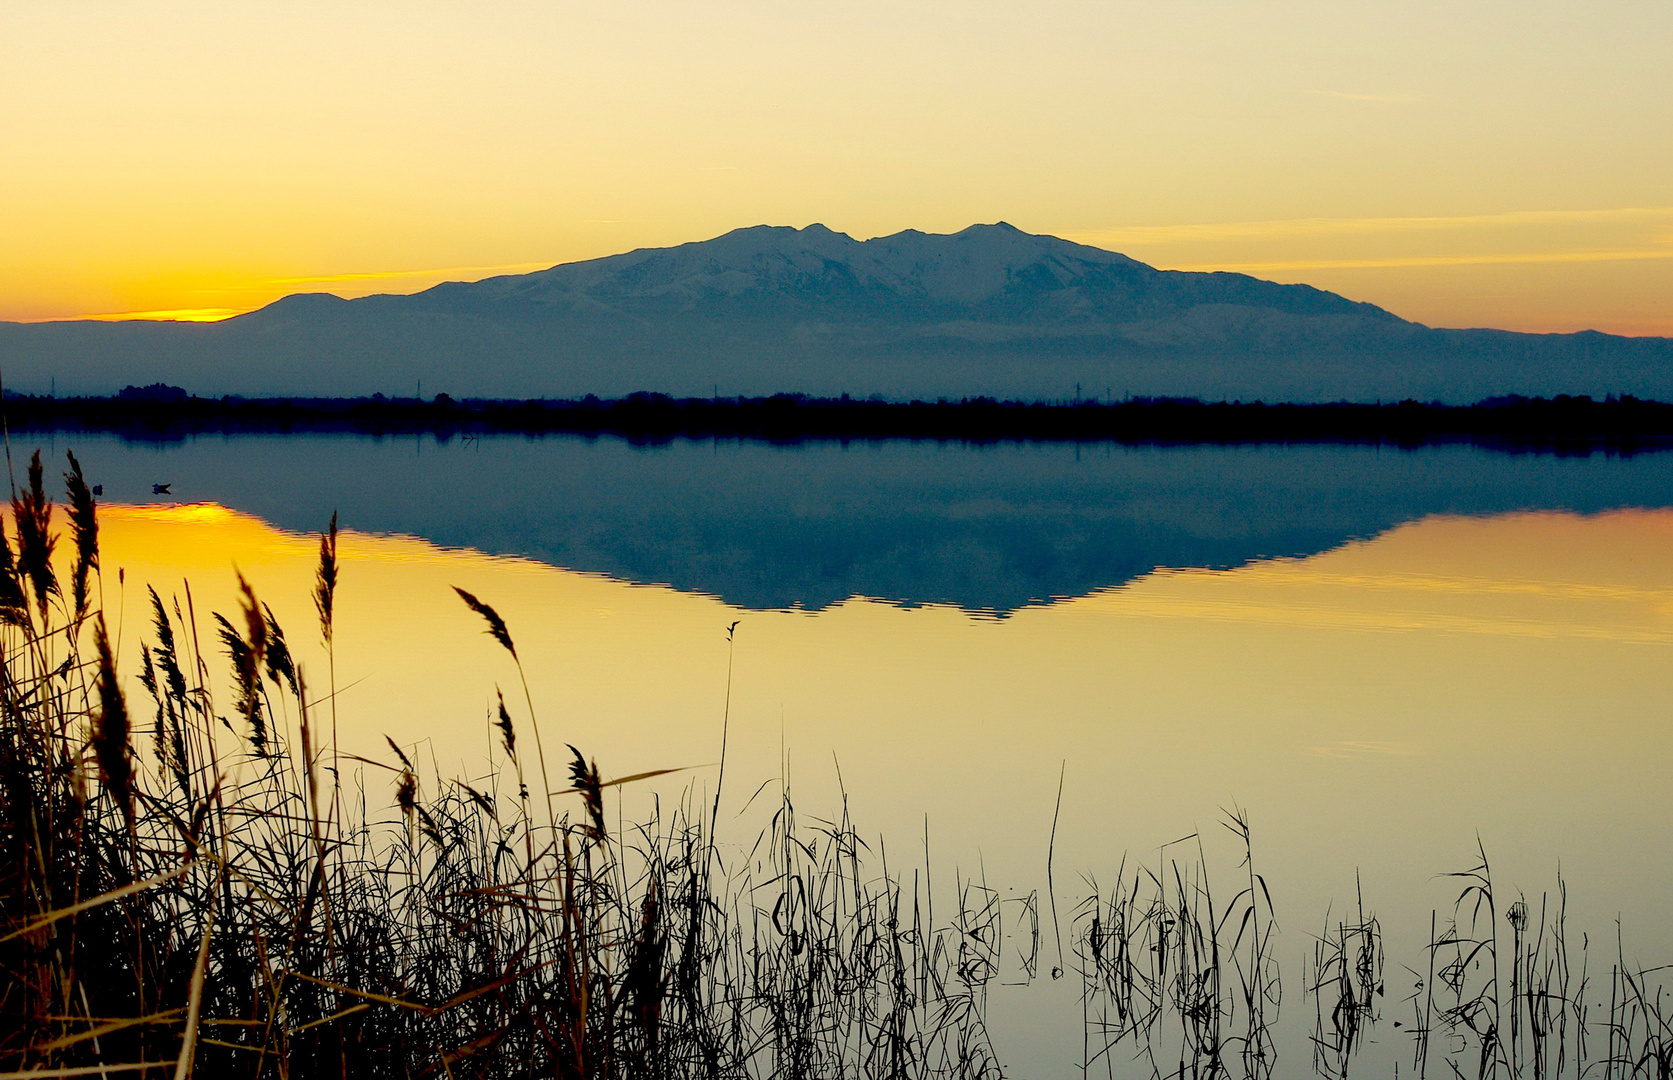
[355,222,1389,320]
[4,223,1669,402]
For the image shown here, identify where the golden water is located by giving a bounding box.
[96,501,1673,906]
[89,498,1673,1072]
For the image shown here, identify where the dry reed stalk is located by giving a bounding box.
[453,586,554,831]
[313,511,342,834]
[171,881,217,1080]
[92,615,133,829]
[62,452,97,627]
[11,450,56,625]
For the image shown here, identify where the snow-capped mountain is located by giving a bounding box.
[3,223,1668,402]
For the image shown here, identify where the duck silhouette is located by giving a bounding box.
[152,483,171,495]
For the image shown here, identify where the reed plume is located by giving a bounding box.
[395,767,418,819]
[313,512,342,820]
[454,584,553,827]
[141,586,192,797]
[567,744,606,843]
[494,688,516,761]
[261,602,298,698]
[214,574,269,756]
[11,449,56,620]
[92,614,133,827]
[0,515,28,628]
[453,586,516,659]
[63,449,97,623]
[313,510,337,644]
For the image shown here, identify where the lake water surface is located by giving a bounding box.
[40,432,1673,1077]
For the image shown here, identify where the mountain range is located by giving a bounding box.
[4,222,1671,402]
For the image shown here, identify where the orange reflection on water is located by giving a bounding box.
[1086,510,1673,642]
[94,502,1673,948]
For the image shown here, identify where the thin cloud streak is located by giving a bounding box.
[1310,90,1421,103]
[1169,248,1673,273]
[263,261,557,287]
[1305,741,1421,759]
[1070,207,1673,246]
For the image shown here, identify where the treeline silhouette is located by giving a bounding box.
[7,386,1673,449]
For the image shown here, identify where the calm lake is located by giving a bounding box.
[40,431,1673,1077]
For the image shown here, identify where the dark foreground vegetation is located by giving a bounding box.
[9,386,1673,450]
[4,448,1673,1078]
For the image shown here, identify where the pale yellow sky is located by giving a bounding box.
[3,0,1670,332]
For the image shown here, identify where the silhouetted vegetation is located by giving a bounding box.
[6,389,1673,451]
[4,448,1672,1077]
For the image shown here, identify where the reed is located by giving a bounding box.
[1305,875,1382,1080]
[1071,814,1281,1080]
[0,454,1004,1078]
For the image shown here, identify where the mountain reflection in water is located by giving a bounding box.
[46,432,1673,611]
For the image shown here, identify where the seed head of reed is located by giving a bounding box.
[138,643,157,699]
[11,449,57,619]
[0,516,29,629]
[62,449,97,622]
[261,602,298,698]
[454,586,517,659]
[137,643,163,745]
[92,614,134,827]
[461,782,495,818]
[568,744,606,843]
[495,688,517,760]
[236,572,267,664]
[215,576,270,757]
[148,585,188,703]
[396,768,418,819]
[314,510,338,645]
[385,734,414,772]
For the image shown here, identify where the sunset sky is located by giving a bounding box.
[3,0,1670,333]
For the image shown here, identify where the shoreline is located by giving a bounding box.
[6,390,1673,450]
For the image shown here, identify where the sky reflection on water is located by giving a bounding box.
[94,501,1673,930]
[60,436,1673,1075]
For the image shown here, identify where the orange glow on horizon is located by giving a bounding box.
[10,260,564,325]
[79,307,245,323]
